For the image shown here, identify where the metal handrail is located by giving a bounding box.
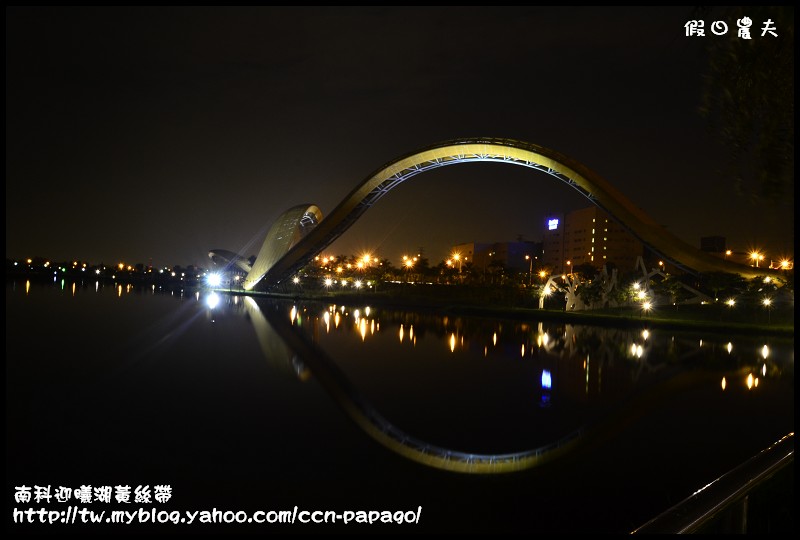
[631,432,794,534]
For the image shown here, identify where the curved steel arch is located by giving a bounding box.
[262,138,775,288]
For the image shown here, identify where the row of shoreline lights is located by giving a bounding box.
[282,303,775,392]
[744,250,792,270]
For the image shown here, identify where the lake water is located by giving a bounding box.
[5,278,794,533]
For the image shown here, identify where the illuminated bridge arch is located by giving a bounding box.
[259,138,774,289]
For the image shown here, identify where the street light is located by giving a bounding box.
[725,250,732,261]
[452,253,462,273]
[525,255,533,286]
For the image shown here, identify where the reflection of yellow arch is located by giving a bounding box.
[262,138,778,288]
[260,300,585,474]
[258,298,719,474]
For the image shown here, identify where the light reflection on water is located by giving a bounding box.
[264,298,793,456]
[5,279,795,533]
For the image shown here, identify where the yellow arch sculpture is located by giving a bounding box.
[256,138,778,289]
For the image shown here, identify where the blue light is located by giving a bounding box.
[548,218,559,230]
[541,369,552,389]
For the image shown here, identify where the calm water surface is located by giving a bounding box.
[5,279,794,533]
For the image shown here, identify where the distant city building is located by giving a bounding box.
[451,241,542,273]
[542,207,643,273]
[700,236,726,253]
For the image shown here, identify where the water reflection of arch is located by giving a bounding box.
[262,138,776,288]
[246,299,587,474]
[242,297,311,381]
[231,297,747,475]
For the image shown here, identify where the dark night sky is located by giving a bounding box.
[6,6,794,269]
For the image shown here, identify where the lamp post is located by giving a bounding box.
[453,253,462,273]
[525,255,533,286]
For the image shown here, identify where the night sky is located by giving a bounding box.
[6,6,794,269]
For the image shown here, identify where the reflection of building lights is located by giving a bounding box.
[762,345,769,359]
[541,370,552,390]
[746,373,754,389]
[642,329,650,340]
[721,377,727,391]
[493,332,497,346]
[206,292,220,309]
[449,333,456,353]
[727,342,733,354]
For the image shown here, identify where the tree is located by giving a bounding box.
[696,6,794,203]
[572,263,598,280]
[700,271,747,301]
[577,278,605,309]
[654,275,694,310]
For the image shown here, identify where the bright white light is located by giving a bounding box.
[206,292,220,309]
[207,273,222,287]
